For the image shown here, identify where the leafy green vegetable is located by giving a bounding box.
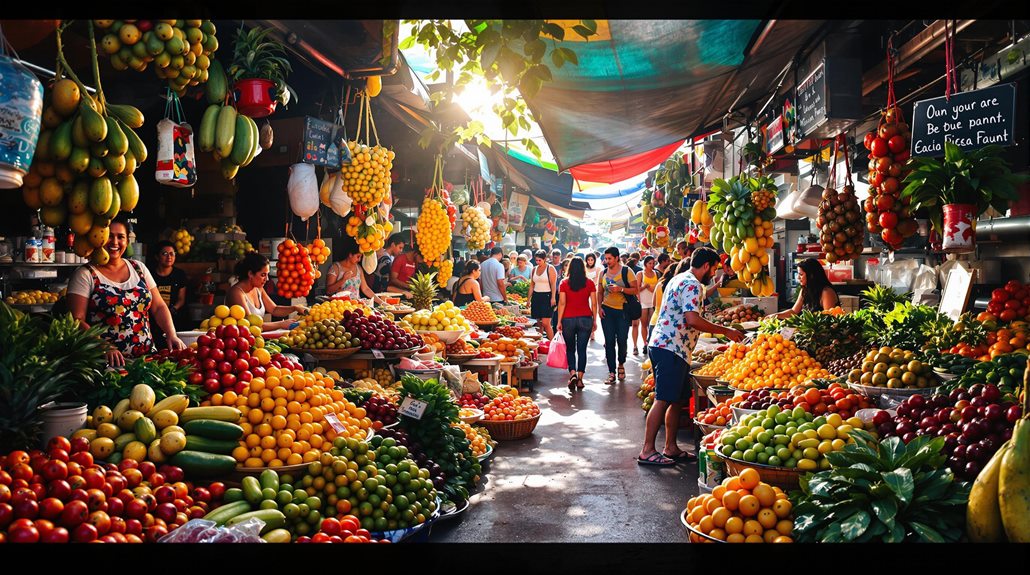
[791,430,970,543]
[65,357,201,411]
[506,280,529,298]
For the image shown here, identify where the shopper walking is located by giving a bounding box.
[530,249,558,340]
[597,247,639,384]
[67,215,186,366]
[634,255,659,355]
[556,256,596,391]
[479,247,507,303]
[637,248,744,466]
[584,252,604,342]
[452,261,484,306]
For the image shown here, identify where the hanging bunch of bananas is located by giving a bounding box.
[462,204,491,250]
[654,152,691,217]
[196,64,261,180]
[708,175,777,297]
[94,19,219,97]
[416,155,452,263]
[689,197,714,243]
[22,26,147,264]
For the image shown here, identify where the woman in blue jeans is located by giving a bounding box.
[596,247,639,384]
[556,257,597,391]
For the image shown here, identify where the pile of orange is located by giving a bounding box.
[307,238,331,269]
[205,366,372,469]
[451,421,489,457]
[685,468,793,543]
[462,301,499,324]
[695,399,739,426]
[276,239,316,298]
[495,325,525,339]
[695,343,750,377]
[483,394,540,421]
[722,334,832,390]
[420,332,446,354]
[479,337,530,360]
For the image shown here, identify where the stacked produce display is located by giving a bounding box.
[94,19,219,96]
[862,104,918,249]
[709,175,776,296]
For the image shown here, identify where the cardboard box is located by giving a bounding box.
[742,296,778,316]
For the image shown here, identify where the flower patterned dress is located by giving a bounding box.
[85,259,156,358]
[647,271,706,362]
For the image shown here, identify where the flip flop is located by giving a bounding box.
[663,451,698,462]
[637,452,675,466]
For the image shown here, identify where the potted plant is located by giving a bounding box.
[227,25,298,118]
[900,142,1025,252]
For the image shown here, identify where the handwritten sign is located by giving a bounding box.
[322,413,347,433]
[302,116,341,169]
[911,83,1016,157]
[399,397,428,420]
[371,349,385,359]
[939,266,973,322]
[796,62,826,138]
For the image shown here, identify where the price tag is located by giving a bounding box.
[371,349,385,359]
[780,327,796,341]
[322,412,347,433]
[399,397,428,420]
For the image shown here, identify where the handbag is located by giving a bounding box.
[154,90,197,188]
[621,266,642,321]
[545,332,568,369]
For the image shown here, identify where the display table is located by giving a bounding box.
[463,356,503,386]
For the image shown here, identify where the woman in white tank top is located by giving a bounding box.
[225,252,308,331]
[529,249,557,339]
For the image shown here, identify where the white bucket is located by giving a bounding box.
[39,402,87,447]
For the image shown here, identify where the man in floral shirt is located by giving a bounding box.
[637,247,744,466]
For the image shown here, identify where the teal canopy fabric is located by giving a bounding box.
[523,20,821,173]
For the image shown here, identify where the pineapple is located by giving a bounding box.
[409,271,439,310]
[861,284,911,313]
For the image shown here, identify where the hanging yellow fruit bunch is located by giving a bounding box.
[426,258,453,288]
[462,205,491,251]
[341,91,393,209]
[416,155,452,263]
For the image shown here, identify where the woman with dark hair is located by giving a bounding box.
[530,249,558,340]
[584,252,603,341]
[596,246,639,384]
[452,260,483,306]
[556,256,596,390]
[634,255,658,355]
[150,240,188,350]
[67,215,185,366]
[226,252,309,331]
[325,236,385,304]
[767,258,840,319]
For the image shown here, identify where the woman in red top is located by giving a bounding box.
[557,256,597,391]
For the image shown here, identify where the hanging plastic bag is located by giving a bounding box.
[328,171,352,217]
[287,162,318,221]
[155,91,198,188]
[545,333,568,370]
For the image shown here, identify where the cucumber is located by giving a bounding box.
[241,475,263,505]
[182,419,244,440]
[225,509,286,534]
[259,469,279,493]
[223,488,245,503]
[228,112,252,166]
[261,528,292,543]
[169,450,237,478]
[201,500,252,525]
[179,406,241,424]
[184,435,238,455]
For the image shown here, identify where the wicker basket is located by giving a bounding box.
[477,413,540,440]
[692,373,720,390]
[680,509,725,543]
[694,419,727,436]
[849,381,939,401]
[303,347,360,360]
[722,456,805,491]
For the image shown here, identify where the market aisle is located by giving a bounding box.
[432,335,697,542]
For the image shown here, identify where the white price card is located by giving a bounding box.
[780,327,796,341]
[323,412,347,433]
[399,397,428,420]
[371,349,385,359]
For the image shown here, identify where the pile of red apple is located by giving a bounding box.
[362,396,398,427]
[862,106,919,250]
[191,325,259,394]
[980,280,1030,324]
[870,384,1021,480]
[0,436,225,543]
[458,393,490,410]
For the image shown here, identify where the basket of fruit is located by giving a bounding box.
[680,508,725,543]
[692,373,721,390]
[848,381,939,401]
[304,346,361,360]
[419,329,469,344]
[846,347,939,399]
[478,413,540,441]
[479,394,542,440]
[721,457,804,491]
[477,443,494,462]
[459,408,484,425]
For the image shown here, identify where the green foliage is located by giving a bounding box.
[403,20,597,158]
[227,24,298,107]
[0,303,107,451]
[65,358,202,411]
[900,142,1026,235]
[791,430,970,543]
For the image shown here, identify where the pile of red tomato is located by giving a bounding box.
[276,239,316,298]
[978,280,1030,324]
[0,436,224,544]
[785,383,873,420]
[862,106,919,250]
[294,515,389,543]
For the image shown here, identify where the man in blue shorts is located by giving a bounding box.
[637,247,744,466]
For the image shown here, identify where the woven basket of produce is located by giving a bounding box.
[722,457,803,491]
[304,347,360,360]
[477,414,540,441]
[681,509,725,543]
[692,374,720,390]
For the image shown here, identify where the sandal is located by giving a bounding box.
[633,346,639,355]
[617,364,626,381]
[605,373,617,385]
[636,452,675,467]
[568,374,578,390]
[663,450,698,463]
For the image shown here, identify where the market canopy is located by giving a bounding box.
[523,20,823,172]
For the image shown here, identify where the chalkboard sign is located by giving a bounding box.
[302,116,341,169]
[797,62,826,138]
[911,83,1016,157]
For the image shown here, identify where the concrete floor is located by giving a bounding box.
[432,334,697,543]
